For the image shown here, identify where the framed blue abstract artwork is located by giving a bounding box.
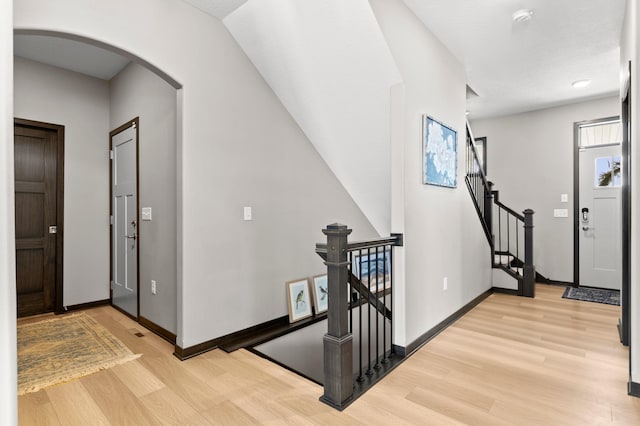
[423,115,457,188]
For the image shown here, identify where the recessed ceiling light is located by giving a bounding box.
[512,9,533,23]
[572,80,591,88]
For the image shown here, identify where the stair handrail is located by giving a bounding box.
[494,197,524,221]
[465,122,535,298]
[466,119,490,184]
[465,120,494,245]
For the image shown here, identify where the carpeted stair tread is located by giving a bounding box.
[494,254,514,266]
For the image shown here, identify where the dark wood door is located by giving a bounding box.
[14,121,61,317]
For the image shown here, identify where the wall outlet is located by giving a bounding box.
[243,206,252,221]
[560,194,568,203]
[151,280,157,295]
[443,277,448,291]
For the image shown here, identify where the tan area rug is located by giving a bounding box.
[18,312,141,395]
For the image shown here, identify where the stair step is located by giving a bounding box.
[494,263,524,280]
[511,267,523,276]
[494,254,514,266]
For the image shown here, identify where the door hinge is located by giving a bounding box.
[110,280,114,290]
[110,215,113,225]
[109,150,114,160]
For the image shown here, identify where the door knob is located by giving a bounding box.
[126,220,137,239]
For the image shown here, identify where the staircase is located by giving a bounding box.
[311,123,536,411]
[315,225,403,410]
[465,121,535,297]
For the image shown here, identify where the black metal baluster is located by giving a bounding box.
[467,143,471,176]
[382,246,388,364]
[516,219,520,273]
[348,251,353,334]
[498,206,502,255]
[357,249,364,382]
[466,144,469,176]
[374,246,380,369]
[389,243,395,357]
[473,174,478,206]
[366,248,373,376]
[507,213,510,259]
[475,173,479,204]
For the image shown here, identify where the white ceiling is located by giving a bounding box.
[14,34,130,80]
[403,0,627,119]
[12,0,628,115]
[181,0,247,19]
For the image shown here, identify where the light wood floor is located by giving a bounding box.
[18,285,640,425]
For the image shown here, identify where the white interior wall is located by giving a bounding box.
[15,0,378,348]
[621,0,639,387]
[471,96,620,283]
[370,0,492,346]
[13,56,111,307]
[110,62,178,334]
[223,0,402,236]
[0,0,17,423]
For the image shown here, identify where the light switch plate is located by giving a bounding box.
[141,207,152,221]
[244,206,252,221]
[560,194,568,203]
[554,209,569,218]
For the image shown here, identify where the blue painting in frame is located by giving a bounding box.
[423,115,457,188]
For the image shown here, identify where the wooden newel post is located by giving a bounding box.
[523,209,535,298]
[320,223,353,409]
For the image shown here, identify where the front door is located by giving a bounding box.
[110,119,139,318]
[578,131,621,290]
[14,119,63,317]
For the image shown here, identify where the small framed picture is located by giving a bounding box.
[312,275,329,314]
[286,278,312,323]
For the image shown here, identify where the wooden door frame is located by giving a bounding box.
[14,118,65,314]
[572,115,621,289]
[109,117,140,320]
[621,60,632,347]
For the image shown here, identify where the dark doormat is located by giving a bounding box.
[562,287,620,306]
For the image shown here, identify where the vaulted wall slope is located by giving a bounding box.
[224,0,402,236]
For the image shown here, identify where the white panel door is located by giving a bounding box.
[579,144,621,290]
[111,122,138,317]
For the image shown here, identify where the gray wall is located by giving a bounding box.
[110,62,177,334]
[370,0,493,346]
[471,96,620,282]
[14,56,111,307]
[16,0,380,347]
[0,1,17,422]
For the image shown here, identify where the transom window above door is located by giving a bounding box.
[579,119,621,148]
